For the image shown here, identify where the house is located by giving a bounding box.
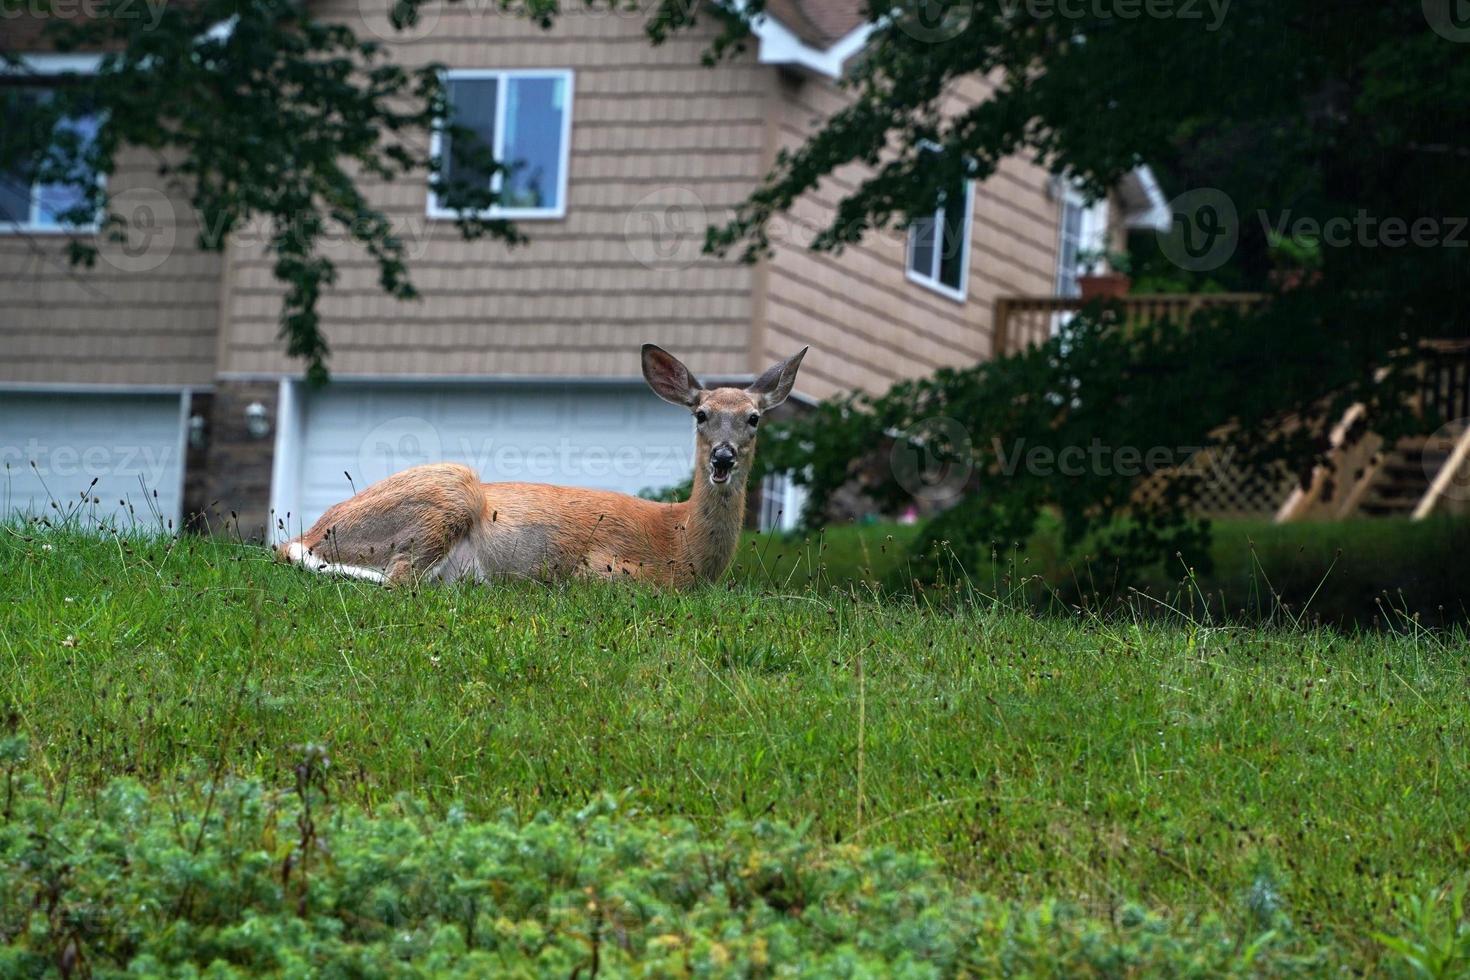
[0,0,1168,540]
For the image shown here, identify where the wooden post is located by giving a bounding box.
[992,297,1010,359]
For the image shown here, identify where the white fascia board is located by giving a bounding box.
[1118,164,1171,232]
[731,0,874,80]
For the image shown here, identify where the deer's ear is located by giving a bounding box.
[642,344,702,407]
[746,347,807,409]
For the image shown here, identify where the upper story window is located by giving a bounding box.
[906,164,973,303]
[1,56,102,233]
[429,69,574,221]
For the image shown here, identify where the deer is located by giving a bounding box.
[277,344,806,587]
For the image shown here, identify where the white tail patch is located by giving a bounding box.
[285,541,389,585]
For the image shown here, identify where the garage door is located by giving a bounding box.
[0,391,186,531]
[281,383,697,533]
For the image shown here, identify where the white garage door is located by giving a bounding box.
[279,383,697,534]
[0,391,186,531]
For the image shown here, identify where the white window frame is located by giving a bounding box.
[758,470,808,532]
[0,53,105,235]
[1051,183,1111,336]
[905,177,974,304]
[1055,183,1111,298]
[427,68,575,222]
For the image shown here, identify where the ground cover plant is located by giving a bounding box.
[1,527,1467,974]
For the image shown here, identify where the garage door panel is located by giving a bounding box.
[0,392,185,530]
[292,384,696,528]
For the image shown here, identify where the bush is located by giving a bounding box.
[732,517,1470,626]
[0,758,1323,976]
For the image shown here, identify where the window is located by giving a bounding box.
[759,471,808,532]
[429,70,574,220]
[1,57,102,232]
[1055,185,1109,297]
[906,171,973,302]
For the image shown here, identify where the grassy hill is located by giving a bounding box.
[1,528,1467,974]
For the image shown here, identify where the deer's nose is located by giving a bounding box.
[711,444,737,466]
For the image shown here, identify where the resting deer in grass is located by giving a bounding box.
[279,345,806,587]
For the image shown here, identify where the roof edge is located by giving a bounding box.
[1118,165,1171,232]
[734,0,874,79]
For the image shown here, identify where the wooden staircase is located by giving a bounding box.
[1358,432,1464,518]
[1277,340,1470,522]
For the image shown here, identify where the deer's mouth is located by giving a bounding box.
[709,459,736,484]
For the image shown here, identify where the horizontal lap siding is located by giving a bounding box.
[762,73,1060,401]
[218,3,766,381]
[0,151,221,387]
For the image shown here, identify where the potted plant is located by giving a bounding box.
[1076,249,1133,300]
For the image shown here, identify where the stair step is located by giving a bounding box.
[1396,435,1459,453]
[1360,501,1417,517]
[1364,493,1422,511]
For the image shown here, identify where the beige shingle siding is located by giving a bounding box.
[763,72,1061,401]
[0,151,222,387]
[6,7,1065,393]
[217,1,768,381]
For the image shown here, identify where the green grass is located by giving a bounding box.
[2,528,1468,972]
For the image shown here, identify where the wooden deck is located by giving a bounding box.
[990,293,1263,357]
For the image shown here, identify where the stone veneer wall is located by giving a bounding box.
[181,391,214,534]
[199,381,278,543]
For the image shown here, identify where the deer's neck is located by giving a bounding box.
[676,473,747,582]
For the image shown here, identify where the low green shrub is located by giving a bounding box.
[732,517,1470,626]
[0,756,1324,977]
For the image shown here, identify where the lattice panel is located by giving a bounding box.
[1134,448,1298,520]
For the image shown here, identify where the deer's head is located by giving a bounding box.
[642,344,807,491]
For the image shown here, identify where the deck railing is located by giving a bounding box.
[990,293,1264,357]
[1419,338,1470,426]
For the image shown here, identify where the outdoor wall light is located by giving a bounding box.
[244,401,272,440]
[188,413,208,449]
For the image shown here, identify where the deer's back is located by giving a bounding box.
[469,482,690,583]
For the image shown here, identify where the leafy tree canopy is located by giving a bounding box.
[726,0,1470,582]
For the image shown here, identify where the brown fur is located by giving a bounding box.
[277,346,805,588]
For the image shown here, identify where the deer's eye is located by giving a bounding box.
[695,410,709,424]
[747,414,760,427]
